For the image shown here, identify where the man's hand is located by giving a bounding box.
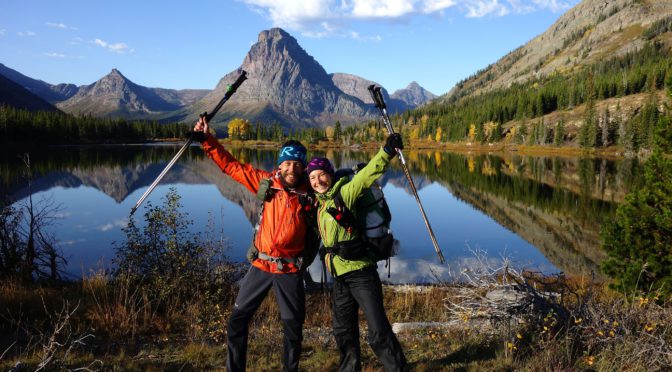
[192,115,210,142]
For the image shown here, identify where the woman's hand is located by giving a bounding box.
[383,133,403,157]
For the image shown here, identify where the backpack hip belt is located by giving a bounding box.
[257,252,303,271]
[322,239,368,261]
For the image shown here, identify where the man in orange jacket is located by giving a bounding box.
[194,117,317,372]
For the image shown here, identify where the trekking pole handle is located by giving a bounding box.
[373,86,387,110]
[204,70,247,122]
[368,84,386,110]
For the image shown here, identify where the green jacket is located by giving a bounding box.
[316,148,392,277]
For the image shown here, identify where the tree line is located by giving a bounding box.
[0,105,190,144]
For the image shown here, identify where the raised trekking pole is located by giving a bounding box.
[129,70,248,216]
[367,84,445,264]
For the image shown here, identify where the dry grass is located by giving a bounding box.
[1,268,671,371]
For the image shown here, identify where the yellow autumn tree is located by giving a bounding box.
[228,118,251,140]
[435,127,443,142]
[468,124,477,142]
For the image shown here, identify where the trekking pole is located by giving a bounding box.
[367,85,445,264]
[129,70,248,216]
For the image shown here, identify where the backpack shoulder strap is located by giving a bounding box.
[327,190,359,235]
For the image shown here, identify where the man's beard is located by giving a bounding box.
[280,170,302,188]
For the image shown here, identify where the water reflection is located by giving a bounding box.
[1,146,641,283]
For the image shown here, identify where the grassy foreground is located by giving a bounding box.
[1,269,671,371]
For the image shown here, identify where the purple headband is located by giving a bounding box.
[306,157,335,177]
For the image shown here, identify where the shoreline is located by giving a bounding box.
[221,138,634,159]
[1,137,641,159]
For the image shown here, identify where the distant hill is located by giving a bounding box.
[412,0,672,148]
[56,69,209,119]
[442,0,672,104]
[0,73,60,112]
[0,63,78,103]
[391,81,436,108]
[330,72,409,113]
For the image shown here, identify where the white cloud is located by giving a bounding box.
[94,38,134,54]
[240,0,576,36]
[422,0,458,13]
[464,0,509,18]
[43,52,84,59]
[18,31,37,37]
[46,22,77,30]
[351,0,415,18]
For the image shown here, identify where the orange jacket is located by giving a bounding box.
[202,134,309,274]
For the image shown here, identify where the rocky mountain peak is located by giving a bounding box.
[57,68,180,117]
[258,27,291,43]
[187,27,374,129]
[391,81,436,107]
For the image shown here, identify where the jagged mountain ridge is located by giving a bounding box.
[442,0,672,104]
[0,63,209,118]
[0,63,78,103]
[0,73,61,112]
[2,28,435,126]
[56,69,208,119]
[330,73,406,114]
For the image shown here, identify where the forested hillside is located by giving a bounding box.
[406,41,671,151]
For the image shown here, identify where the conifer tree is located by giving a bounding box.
[554,117,565,147]
[580,71,598,148]
[334,121,342,142]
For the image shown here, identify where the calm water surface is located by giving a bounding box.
[1,145,640,283]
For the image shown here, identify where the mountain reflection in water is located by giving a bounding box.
[1,145,641,283]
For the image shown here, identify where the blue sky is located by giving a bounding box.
[1,0,579,95]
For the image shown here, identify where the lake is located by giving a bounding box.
[1,144,641,284]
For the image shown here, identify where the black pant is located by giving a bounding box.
[227,266,305,372]
[332,266,407,372]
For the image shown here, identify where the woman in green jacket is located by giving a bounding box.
[306,133,407,372]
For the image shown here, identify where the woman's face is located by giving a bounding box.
[309,170,332,194]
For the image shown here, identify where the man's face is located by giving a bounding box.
[278,160,304,187]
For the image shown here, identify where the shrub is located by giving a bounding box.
[114,188,240,331]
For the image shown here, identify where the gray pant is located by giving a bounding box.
[226,266,305,372]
